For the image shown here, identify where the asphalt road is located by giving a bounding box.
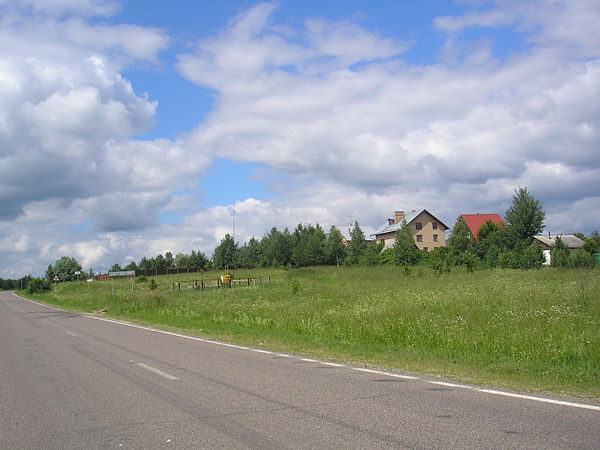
[1,291,598,449]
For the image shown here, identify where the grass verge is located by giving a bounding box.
[24,265,600,398]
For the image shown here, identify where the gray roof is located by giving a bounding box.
[373,211,420,236]
[534,234,584,249]
[338,225,376,242]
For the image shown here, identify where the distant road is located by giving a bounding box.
[1,291,598,449]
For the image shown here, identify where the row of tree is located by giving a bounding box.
[445,188,599,270]
[4,188,597,291]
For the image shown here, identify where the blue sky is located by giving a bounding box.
[0,0,599,277]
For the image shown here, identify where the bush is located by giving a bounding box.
[569,249,595,268]
[135,275,148,283]
[149,279,158,290]
[27,278,51,294]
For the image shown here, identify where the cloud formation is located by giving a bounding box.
[1,0,599,278]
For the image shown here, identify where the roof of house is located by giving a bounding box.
[373,209,449,236]
[533,234,585,249]
[338,225,376,242]
[460,214,504,240]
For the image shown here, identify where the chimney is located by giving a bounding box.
[394,210,405,224]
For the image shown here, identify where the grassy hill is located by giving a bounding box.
[26,265,600,397]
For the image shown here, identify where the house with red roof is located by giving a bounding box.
[460,214,504,241]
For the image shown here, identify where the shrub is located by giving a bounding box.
[135,275,148,283]
[149,279,158,290]
[27,278,51,294]
[569,249,595,268]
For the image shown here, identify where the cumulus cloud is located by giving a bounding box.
[180,1,600,225]
[2,0,600,278]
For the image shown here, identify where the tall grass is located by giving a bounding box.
[30,266,600,397]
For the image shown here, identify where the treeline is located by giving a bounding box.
[106,188,599,274]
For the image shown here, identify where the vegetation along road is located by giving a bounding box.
[3,269,599,448]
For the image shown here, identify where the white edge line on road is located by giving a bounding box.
[63,330,77,337]
[12,293,600,412]
[133,362,179,380]
[251,349,273,354]
[354,367,418,380]
[430,381,473,389]
[477,389,600,411]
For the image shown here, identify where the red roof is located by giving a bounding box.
[460,214,504,240]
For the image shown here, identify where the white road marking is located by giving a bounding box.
[430,381,472,389]
[13,294,600,412]
[63,330,77,337]
[251,349,273,354]
[322,362,345,367]
[133,362,179,380]
[354,367,418,380]
[477,389,600,411]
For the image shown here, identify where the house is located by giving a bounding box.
[460,213,504,241]
[532,234,585,265]
[338,223,376,244]
[373,210,449,251]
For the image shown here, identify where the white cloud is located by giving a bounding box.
[180,1,599,224]
[2,1,600,279]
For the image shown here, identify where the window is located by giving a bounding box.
[433,234,438,242]
[423,247,428,252]
[416,234,423,242]
[415,222,422,230]
[432,222,438,229]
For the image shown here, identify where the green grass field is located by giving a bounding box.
[26,266,600,398]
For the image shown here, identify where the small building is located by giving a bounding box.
[532,234,585,265]
[460,213,504,241]
[373,210,449,252]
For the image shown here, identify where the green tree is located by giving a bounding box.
[212,234,238,270]
[291,224,327,267]
[505,187,546,243]
[345,222,368,265]
[582,237,599,254]
[237,237,262,268]
[110,263,123,272]
[448,216,473,257]
[325,226,346,265]
[52,256,82,282]
[45,264,54,282]
[360,242,384,266]
[393,219,419,268]
[550,236,570,268]
[123,261,137,271]
[429,247,451,274]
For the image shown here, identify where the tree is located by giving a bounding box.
[291,224,327,267]
[45,264,54,282]
[123,261,137,271]
[393,219,419,268]
[448,216,473,257]
[110,263,123,272]
[505,187,546,243]
[550,236,570,268]
[212,234,238,270]
[325,226,346,265]
[52,256,82,282]
[345,222,368,265]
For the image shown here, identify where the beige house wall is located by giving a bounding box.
[376,211,447,252]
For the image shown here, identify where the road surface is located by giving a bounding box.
[1,291,598,449]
